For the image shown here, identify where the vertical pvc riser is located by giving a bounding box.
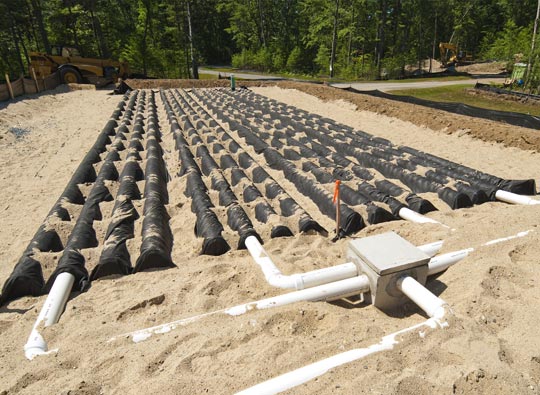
[24,272,75,360]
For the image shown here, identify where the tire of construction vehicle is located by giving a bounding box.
[60,67,82,84]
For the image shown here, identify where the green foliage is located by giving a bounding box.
[1,0,540,83]
[480,21,532,61]
[315,44,330,74]
[286,46,306,72]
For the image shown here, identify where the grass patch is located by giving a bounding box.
[389,84,540,116]
[198,72,217,80]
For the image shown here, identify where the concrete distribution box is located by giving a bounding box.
[346,232,430,311]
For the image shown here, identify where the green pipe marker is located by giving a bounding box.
[230,74,236,91]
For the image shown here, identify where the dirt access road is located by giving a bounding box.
[199,67,505,91]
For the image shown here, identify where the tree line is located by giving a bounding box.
[0,0,539,82]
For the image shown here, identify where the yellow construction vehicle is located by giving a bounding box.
[439,42,474,68]
[29,45,129,86]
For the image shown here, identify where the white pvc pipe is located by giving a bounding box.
[495,190,540,205]
[110,275,371,343]
[397,276,447,319]
[225,275,370,316]
[483,229,531,245]
[417,240,444,257]
[398,207,444,225]
[426,229,532,276]
[236,311,449,395]
[245,235,442,291]
[293,263,359,290]
[427,248,473,275]
[24,272,75,360]
[246,235,360,290]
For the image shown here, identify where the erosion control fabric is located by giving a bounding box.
[342,86,540,130]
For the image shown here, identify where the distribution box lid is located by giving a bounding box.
[348,231,430,275]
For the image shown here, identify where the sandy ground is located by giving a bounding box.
[0,84,539,394]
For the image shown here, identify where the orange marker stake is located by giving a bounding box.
[333,180,341,236]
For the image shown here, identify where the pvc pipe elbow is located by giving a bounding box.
[24,329,48,360]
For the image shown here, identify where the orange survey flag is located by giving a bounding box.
[333,180,341,204]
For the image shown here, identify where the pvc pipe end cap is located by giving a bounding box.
[24,333,48,360]
[25,347,48,360]
[431,305,448,321]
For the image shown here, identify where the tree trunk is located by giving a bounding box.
[187,0,198,79]
[66,0,83,56]
[16,25,31,67]
[10,22,26,76]
[24,0,41,51]
[525,0,540,90]
[257,0,267,47]
[329,0,340,78]
[30,0,50,53]
[172,0,187,78]
[142,1,151,77]
[376,0,387,78]
[347,5,354,66]
[89,7,103,57]
[391,0,401,56]
[430,12,437,73]
[88,2,110,58]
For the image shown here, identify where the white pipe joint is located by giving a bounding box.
[245,235,359,290]
[24,272,75,360]
[245,235,443,291]
[495,190,540,205]
[396,276,447,319]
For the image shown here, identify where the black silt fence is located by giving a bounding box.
[340,86,540,130]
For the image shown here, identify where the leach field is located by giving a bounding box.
[1,82,539,394]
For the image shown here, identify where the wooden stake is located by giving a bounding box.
[31,68,40,93]
[5,73,14,99]
[333,180,341,236]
